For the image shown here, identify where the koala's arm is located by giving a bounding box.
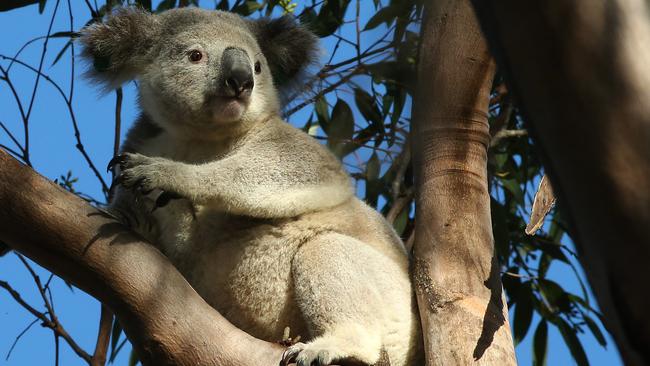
[118,121,354,218]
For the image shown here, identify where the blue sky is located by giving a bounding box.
[0,1,622,365]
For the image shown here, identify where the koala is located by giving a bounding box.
[81,7,422,366]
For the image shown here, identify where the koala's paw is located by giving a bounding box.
[281,342,361,366]
[109,153,183,201]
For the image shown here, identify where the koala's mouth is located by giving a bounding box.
[208,95,250,123]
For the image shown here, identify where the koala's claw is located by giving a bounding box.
[107,155,118,173]
[281,343,305,366]
[281,343,335,366]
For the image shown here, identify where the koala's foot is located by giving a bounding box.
[281,341,368,366]
[110,153,185,208]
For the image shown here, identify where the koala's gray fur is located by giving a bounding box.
[81,7,422,366]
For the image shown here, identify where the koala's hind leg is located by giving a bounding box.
[287,233,389,366]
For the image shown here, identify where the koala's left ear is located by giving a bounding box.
[248,16,319,86]
[79,8,160,89]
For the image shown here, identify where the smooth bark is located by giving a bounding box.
[411,0,516,364]
[470,1,650,364]
[0,150,284,366]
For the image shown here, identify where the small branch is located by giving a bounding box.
[0,279,92,363]
[0,55,110,194]
[489,129,527,147]
[390,141,411,203]
[24,0,61,159]
[90,305,113,366]
[0,145,25,161]
[0,120,24,153]
[110,87,123,198]
[284,67,362,117]
[386,187,414,225]
[113,88,123,159]
[5,318,39,360]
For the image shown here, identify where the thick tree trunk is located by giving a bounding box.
[0,151,284,366]
[470,1,650,365]
[411,0,516,365]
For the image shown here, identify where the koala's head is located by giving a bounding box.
[80,7,318,137]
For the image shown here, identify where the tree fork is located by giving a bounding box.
[411,0,516,364]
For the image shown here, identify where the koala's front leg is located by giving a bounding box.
[110,153,189,207]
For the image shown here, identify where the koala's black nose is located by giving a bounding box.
[222,47,254,98]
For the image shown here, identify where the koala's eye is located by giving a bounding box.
[188,50,203,63]
[254,61,261,74]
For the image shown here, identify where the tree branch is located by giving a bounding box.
[0,149,285,366]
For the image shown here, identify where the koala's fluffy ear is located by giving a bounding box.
[80,8,159,89]
[249,16,319,86]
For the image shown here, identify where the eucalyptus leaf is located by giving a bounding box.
[533,321,548,366]
[0,0,39,12]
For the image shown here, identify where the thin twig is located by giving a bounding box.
[0,144,24,160]
[390,140,411,202]
[0,55,110,194]
[113,88,123,160]
[386,187,414,224]
[24,0,61,158]
[490,129,528,147]
[284,67,363,117]
[5,318,39,360]
[0,120,24,153]
[0,279,92,363]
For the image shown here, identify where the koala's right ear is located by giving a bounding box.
[80,8,159,88]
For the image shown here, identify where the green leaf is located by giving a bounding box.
[556,319,589,366]
[533,321,548,366]
[353,88,383,131]
[299,0,350,37]
[49,31,79,38]
[315,96,330,133]
[38,0,46,13]
[499,177,524,205]
[539,279,571,312]
[135,0,152,11]
[232,1,262,16]
[51,40,72,66]
[513,283,534,344]
[392,206,409,235]
[0,0,39,12]
[363,5,397,30]
[538,253,551,279]
[216,0,229,10]
[327,99,354,158]
[583,314,607,346]
[365,152,381,206]
[156,0,176,12]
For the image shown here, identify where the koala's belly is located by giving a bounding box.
[153,204,309,342]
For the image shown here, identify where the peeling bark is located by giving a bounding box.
[411,0,516,364]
